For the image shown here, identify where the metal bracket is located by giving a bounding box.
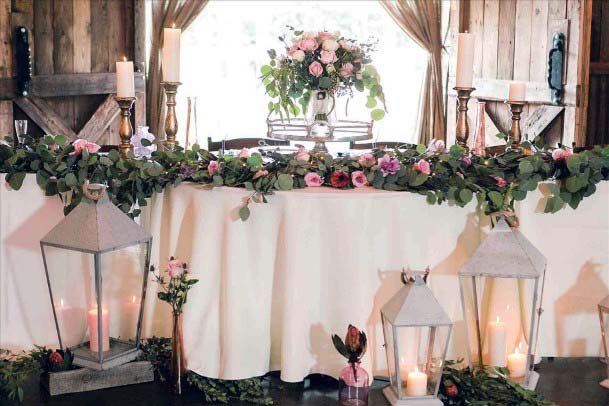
[547,32,565,105]
[14,26,31,97]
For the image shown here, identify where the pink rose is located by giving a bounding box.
[298,38,318,52]
[318,31,333,41]
[456,171,464,179]
[290,49,305,62]
[462,156,472,166]
[551,148,571,161]
[253,169,268,180]
[492,176,507,187]
[351,171,368,188]
[167,258,185,278]
[322,39,339,52]
[413,159,431,175]
[357,153,376,168]
[427,139,446,153]
[238,148,250,158]
[339,62,354,77]
[288,44,298,54]
[295,145,310,162]
[71,139,101,156]
[308,61,323,77]
[304,172,323,187]
[49,351,63,365]
[208,160,219,175]
[319,50,337,64]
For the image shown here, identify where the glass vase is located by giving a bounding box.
[307,90,336,140]
[338,362,369,406]
[171,313,184,394]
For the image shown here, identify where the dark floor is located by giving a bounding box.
[8,358,609,406]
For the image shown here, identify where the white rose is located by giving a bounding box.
[326,64,336,73]
[333,31,341,39]
[302,31,316,39]
[292,50,305,62]
[322,39,339,52]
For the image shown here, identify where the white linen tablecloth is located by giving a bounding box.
[1,175,608,382]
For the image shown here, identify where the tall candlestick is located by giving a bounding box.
[488,316,506,367]
[162,82,181,151]
[116,58,135,98]
[506,100,525,146]
[162,26,181,82]
[507,344,527,378]
[87,307,109,352]
[115,96,137,157]
[405,367,428,396]
[455,32,475,88]
[454,87,475,148]
[508,82,526,102]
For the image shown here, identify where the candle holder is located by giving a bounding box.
[506,101,526,148]
[454,87,475,148]
[115,97,136,158]
[162,81,181,151]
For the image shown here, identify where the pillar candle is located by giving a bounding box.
[507,345,527,378]
[488,316,506,367]
[455,32,475,88]
[162,26,181,82]
[508,82,526,102]
[116,58,135,98]
[87,307,110,352]
[405,367,428,396]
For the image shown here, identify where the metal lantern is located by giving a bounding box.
[598,296,609,388]
[40,182,152,370]
[381,271,452,405]
[459,217,546,390]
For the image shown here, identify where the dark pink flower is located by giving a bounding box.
[552,149,571,161]
[304,172,323,187]
[330,170,350,188]
[413,159,431,175]
[378,154,400,177]
[462,156,472,166]
[49,351,63,365]
[208,160,219,175]
[345,325,362,353]
[492,176,507,187]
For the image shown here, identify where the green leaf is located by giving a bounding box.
[365,97,377,108]
[565,176,582,193]
[141,138,152,147]
[54,134,69,146]
[512,189,526,201]
[6,172,26,190]
[518,160,534,174]
[370,109,385,121]
[426,192,437,204]
[459,188,473,204]
[64,172,78,187]
[260,65,272,75]
[247,154,263,168]
[277,173,293,190]
[238,206,250,221]
[416,144,426,154]
[318,77,333,89]
[488,191,504,208]
[213,176,224,186]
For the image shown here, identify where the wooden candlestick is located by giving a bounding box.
[454,87,475,148]
[506,101,525,147]
[115,97,136,158]
[162,81,181,151]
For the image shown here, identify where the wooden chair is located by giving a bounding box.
[349,141,416,150]
[207,137,289,151]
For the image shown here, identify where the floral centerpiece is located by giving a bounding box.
[260,27,386,125]
[152,257,198,394]
[332,325,370,405]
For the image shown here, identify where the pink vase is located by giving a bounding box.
[338,363,369,406]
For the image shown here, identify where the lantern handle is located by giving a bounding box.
[82,180,106,201]
[401,266,430,285]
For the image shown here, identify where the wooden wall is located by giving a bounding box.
[587,0,609,146]
[0,0,146,145]
[447,0,583,148]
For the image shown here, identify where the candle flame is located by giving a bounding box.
[123,56,127,62]
[60,298,64,307]
[132,295,136,304]
[171,22,176,29]
[414,366,419,373]
[496,315,500,323]
[514,347,520,355]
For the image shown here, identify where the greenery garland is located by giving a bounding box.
[1,135,609,222]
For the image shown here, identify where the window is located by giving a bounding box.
[176,0,428,149]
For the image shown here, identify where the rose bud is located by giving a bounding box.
[446,384,458,397]
[345,324,361,352]
[49,351,63,365]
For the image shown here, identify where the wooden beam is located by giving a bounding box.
[575,0,593,147]
[590,62,609,75]
[13,96,77,139]
[77,94,120,142]
[0,0,12,78]
[0,72,146,99]
[447,77,576,106]
[523,105,565,139]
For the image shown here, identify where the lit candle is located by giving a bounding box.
[87,307,110,352]
[507,344,527,378]
[116,57,135,98]
[455,32,475,88]
[508,82,526,102]
[488,316,506,367]
[162,25,181,82]
[405,367,428,397]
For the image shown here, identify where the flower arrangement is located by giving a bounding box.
[152,257,198,315]
[260,26,386,121]
[332,325,367,364]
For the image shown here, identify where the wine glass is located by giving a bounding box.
[14,120,28,148]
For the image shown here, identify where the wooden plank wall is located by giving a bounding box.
[447,0,580,147]
[587,0,609,146]
[1,0,142,145]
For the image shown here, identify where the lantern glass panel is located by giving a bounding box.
[43,243,147,368]
[395,325,450,398]
[460,275,539,370]
[600,306,609,362]
[382,315,397,393]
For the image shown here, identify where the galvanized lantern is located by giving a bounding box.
[598,296,609,388]
[381,271,452,406]
[459,217,546,390]
[40,182,152,370]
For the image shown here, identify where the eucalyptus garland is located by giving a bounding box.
[1,135,609,222]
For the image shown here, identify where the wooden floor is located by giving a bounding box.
[7,358,609,405]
